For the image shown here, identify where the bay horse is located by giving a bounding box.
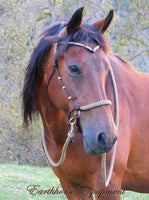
[22,7,149,200]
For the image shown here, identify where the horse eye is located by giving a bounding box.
[68,65,82,75]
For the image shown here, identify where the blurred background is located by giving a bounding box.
[0,0,149,166]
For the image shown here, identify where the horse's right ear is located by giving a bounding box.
[93,10,114,33]
[67,7,84,34]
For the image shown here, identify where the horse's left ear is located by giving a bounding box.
[93,10,114,33]
[67,7,84,34]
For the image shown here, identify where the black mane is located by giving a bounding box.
[22,22,107,127]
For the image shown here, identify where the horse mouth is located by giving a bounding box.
[83,136,114,155]
[83,136,98,155]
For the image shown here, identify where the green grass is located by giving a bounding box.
[0,164,66,200]
[0,164,149,200]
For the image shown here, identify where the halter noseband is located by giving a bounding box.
[43,28,119,187]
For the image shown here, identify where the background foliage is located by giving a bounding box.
[0,0,149,166]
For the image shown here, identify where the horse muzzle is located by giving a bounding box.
[82,126,118,155]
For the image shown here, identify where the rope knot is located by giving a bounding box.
[68,130,74,138]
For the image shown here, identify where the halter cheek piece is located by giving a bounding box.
[43,28,119,187]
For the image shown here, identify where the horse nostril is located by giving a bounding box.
[96,132,107,148]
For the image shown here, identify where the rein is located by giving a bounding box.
[42,31,119,187]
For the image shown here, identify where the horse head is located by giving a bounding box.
[45,8,117,155]
[22,8,117,156]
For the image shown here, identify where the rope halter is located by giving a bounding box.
[42,28,119,187]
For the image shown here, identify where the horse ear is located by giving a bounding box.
[67,7,84,34]
[93,10,114,33]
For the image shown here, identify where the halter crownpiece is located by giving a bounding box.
[59,42,100,53]
[43,27,119,187]
[53,26,100,55]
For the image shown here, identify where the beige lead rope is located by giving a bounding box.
[42,130,72,167]
[42,62,118,186]
[42,30,119,186]
[101,58,119,187]
[42,117,77,167]
[42,58,119,186]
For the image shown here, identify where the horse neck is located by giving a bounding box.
[105,54,137,115]
[107,54,138,89]
[107,53,149,122]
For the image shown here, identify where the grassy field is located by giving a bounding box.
[0,164,149,200]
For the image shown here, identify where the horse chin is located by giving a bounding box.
[83,136,98,155]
